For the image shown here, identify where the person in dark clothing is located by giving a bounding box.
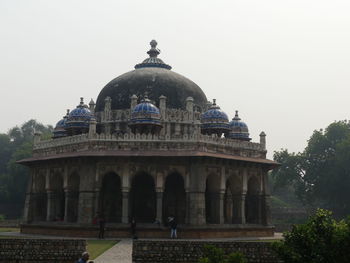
[98,215,106,239]
[170,217,177,238]
[131,218,137,239]
[76,251,91,263]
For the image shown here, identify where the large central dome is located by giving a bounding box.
[95,40,208,112]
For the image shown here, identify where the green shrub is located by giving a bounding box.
[0,214,5,221]
[199,245,247,263]
[271,209,350,263]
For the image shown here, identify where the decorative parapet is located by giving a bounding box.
[33,133,266,159]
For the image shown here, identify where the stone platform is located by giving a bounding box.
[21,223,274,239]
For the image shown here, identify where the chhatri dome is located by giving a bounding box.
[95,40,208,112]
[227,110,251,141]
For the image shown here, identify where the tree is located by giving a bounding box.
[271,121,350,216]
[272,209,350,263]
[0,120,52,217]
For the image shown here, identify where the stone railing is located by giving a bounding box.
[0,239,86,263]
[33,133,265,159]
[133,240,281,263]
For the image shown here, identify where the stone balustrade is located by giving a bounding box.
[33,133,265,159]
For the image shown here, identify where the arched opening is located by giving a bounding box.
[245,176,261,224]
[130,172,156,223]
[205,173,221,224]
[99,172,122,223]
[224,178,233,224]
[66,172,80,222]
[51,173,65,221]
[34,173,47,221]
[163,172,186,224]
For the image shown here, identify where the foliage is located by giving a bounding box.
[271,121,350,216]
[272,209,350,263]
[0,214,5,221]
[199,245,247,263]
[0,120,52,215]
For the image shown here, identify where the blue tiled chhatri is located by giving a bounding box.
[52,109,69,139]
[65,98,93,130]
[130,96,161,126]
[227,110,251,141]
[200,99,230,135]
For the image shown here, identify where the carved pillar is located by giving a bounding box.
[23,170,34,223]
[122,190,129,223]
[156,190,163,223]
[261,194,272,225]
[78,191,95,223]
[94,188,100,215]
[166,122,171,136]
[188,192,206,225]
[219,191,225,224]
[232,194,246,224]
[174,123,181,137]
[64,190,78,222]
[225,193,233,223]
[46,190,56,221]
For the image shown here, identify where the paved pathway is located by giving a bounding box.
[94,239,132,263]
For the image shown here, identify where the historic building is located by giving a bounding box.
[19,40,278,238]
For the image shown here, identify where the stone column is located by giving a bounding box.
[122,190,129,223]
[225,193,233,223]
[261,194,272,225]
[46,190,56,221]
[156,190,163,223]
[94,188,100,215]
[257,194,263,224]
[23,171,34,223]
[187,191,206,225]
[64,190,77,222]
[78,191,95,224]
[232,194,246,224]
[218,191,225,224]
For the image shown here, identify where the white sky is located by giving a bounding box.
[1,0,350,158]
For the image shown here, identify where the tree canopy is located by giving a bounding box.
[0,120,52,217]
[272,209,350,263]
[271,121,350,216]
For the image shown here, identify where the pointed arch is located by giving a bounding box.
[245,175,261,224]
[99,172,122,223]
[130,171,156,223]
[163,172,186,224]
[205,173,221,224]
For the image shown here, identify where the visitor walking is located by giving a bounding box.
[98,214,106,239]
[169,217,177,238]
[76,251,92,263]
[131,217,137,239]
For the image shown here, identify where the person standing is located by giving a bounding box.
[98,214,106,239]
[170,217,177,239]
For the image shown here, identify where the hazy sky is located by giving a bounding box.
[1,0,350,158]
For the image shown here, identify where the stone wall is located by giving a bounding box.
[133,240,282,263]
[0,239,86,263]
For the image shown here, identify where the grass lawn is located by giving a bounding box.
[0,227,19,232]
[87,240,118,259]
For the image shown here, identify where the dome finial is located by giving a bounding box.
[150,39,157,48]
[135,40,172,70]
[80,97,84,105]
[213,99,216,105]
[235,110,239,117]
[147,39,160,58]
